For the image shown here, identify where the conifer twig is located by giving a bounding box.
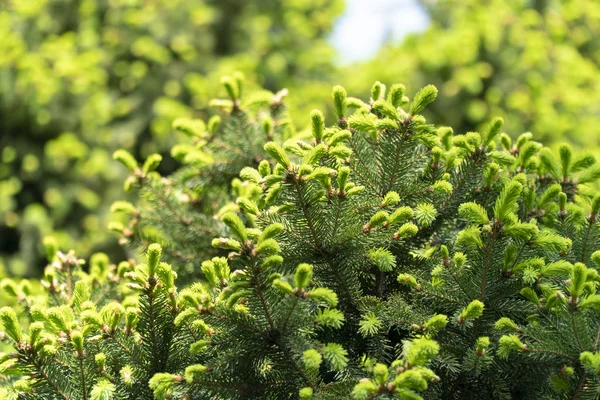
[570,310,585,352]
[79,357,87,400]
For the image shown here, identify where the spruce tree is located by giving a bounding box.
[109,75,292,281]
[2,78,600,399]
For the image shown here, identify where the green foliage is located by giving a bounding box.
[5,79,600,399]
[109,78,295,281]
[346,0,600,153]
[0,0,343,276]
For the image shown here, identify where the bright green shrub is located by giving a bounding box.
[0,0,342,275]
[3,80,600,398]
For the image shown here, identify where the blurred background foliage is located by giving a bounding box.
[1,0,599,277]
[343,0,600,148]
[0,0,343,276]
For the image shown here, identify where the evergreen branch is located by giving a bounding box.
[527,349,578,363]
[185,321,199,342]
[509,240,530,272]
[570,310,585,352]
[402,187,433,201]
[406,149,430,169]
[419,288,461,304]
[52,356,71,369]
[49,290,62,306]
[79,357,87,400]
[139,238,206,263]
[292,177,321,248]
[248,261,315,390]
[146,284,162,373]
[92,282,119,305]
[281,297,299,335]
[386,147,430,196]
[37,371,72,400]
[277,341,315,389]
[146,184,193,227]
[251,258,313,389]
[252,269,275,331]
[350,165,379,194]
[347,137,380,193]
[447,269,473,300]
[572,372,588,400]
[107,333,139,364]
[580,220,595,263]
[375,269,384,297]
[480,233,497,300]
[330,196,342,243]
[207,310,265,336]
[384,135,404,195]
[212,139,248,158]
[26,355,72,400]
[187,379,251,393]
[439,156,486,213]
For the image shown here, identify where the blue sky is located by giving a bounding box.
[330,0,430,64]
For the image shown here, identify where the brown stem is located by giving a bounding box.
[572,372,588,400]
